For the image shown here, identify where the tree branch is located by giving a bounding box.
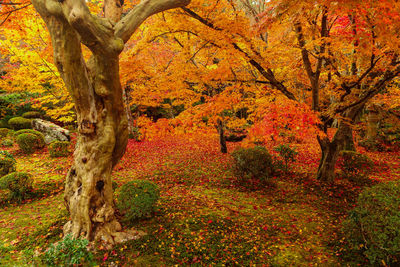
[114,0,191,43]
[32,0,98,132]
[335,65,400,115]
[182,7,297,101]
[58,0,123,55]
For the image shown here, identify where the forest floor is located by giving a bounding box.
[0,135,399,266]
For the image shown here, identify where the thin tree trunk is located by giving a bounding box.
[217,118,227,153]
[123,86,134,134]
[366,106,380,140]
[342,123,356,151]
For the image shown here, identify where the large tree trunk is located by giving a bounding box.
[63,55,131,244]
[32,0,191,247]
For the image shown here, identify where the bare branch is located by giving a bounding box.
[115,0,191,43]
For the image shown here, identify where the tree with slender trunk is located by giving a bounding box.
[31,0,190,246]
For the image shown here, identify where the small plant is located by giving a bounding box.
[338,151,374,180]
[128,127,142,141]
[16,133,45,154]
[0,128,9,139]
[49,141,70,157]
[116,180,159,222]
[42,234,94,266]
[274,144,298,172]
[22,111,42,119]
[8,116,32,130]
[1,139,13,147]
[231,146,274,185]
[0,172,32,201]
[342,180,400,265]
[0,150,16,177]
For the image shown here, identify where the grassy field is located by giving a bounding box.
[0,135,399,266]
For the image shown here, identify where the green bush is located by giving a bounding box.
[0,128,9,139]
[0,151,16,177]
[42,234,94,266]
[0,172,32,201]
[16,133,45,154]
[0,120,10,129]
[49,141,70,158]
[274,144,298,172]
[22,111,42,119]
[13,129,44,139]
[1,139,13,147]
[8,117,32,130]
[338,151,374,180]
[0,93,35,125]
[116,180,159,222]
[342,180,400,265]
[231,146,274,184]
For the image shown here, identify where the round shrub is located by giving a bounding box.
[342,180,400,265]
[0,120,10,129]
[0,151,16,177]
[13,129,44,140]
[116,180,159,222]
[1,139,13,147]
[22,111,42,119]
[49,141,70,158]
[16,133,45,154]
[0,128,10,139]
[8,116,32,130]
[231,146,274,184]
[0,172,32,200]
[338,151,374,180]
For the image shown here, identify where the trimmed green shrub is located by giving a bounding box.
[42,234,94,266]
[0,151,16,177]
[338,151,374,180]
[13,129,45,139]
[49,141,70,158]
[0,120,10,129]
[0,172,32,201]
[116,180,159,222]
[16,133,45,154]
[8,117,32,130]
[22,111,41,119]
[1,139,13,147]
[231,146,274,184]
[0,128,9,139]
[342,180,400,265]
[274,144,298,172]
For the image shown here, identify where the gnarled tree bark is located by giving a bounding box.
[32,0,190,246]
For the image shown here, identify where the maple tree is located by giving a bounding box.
[131,0,400,182]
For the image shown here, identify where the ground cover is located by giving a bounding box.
[0,135,399,266]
